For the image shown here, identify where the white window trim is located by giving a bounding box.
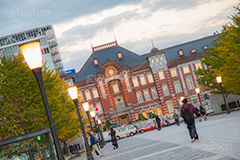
[170,68,177,77]
[183,65,190,74]
[140,75,147,85]
[136,91,144,103]
[158,71,165,80]
[143,89,151,101]
[92,88,99,98]
[186,77,195,90]
[195,62,202,70]
[132,77,139,87]
[85,90,92,100]
[162,84,169,96]
[151,87,158,99]
[147,73,154,83]
[173,81,182,93]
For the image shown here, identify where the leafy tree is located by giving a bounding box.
[195,6,240,94]
[0,54,80,152]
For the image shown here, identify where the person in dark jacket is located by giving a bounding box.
[180,98,199,142]
[109,128,118,150]
[87,133,104,157]
[155,116,161,130]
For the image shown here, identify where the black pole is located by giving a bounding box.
[197,93,203,107]
[98,124,105,145]
[86,111,93,131]
[73,100,94,160]
[32,68,64,160]
[93,117,103,148]
[219,83,230,114]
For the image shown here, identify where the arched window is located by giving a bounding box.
[156,107,163,116]
[142,111,148,119]
[149,109,155,114]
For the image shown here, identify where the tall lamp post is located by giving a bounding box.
[83,102,94,131]
[20,42,64,160]
[98,119,105,146]
[67,86,94,160]
[216,76,230,114]
[195,88,203,107]
[90,111,103,148]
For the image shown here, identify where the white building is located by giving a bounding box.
[0,25,64,73]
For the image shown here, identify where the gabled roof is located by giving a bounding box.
[142,34,218,61]
[74,42,147,82]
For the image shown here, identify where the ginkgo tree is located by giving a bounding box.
[195,6,240,94]
[0,54,84,153]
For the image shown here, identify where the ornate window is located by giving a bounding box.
[140,75,146,85]
[195,62,202,70]
[183,65,190,74]
[186,77,194,89]
[112,84,119,93]
[141,111,148,119]
[173,81,182,93]
[162,84,169,96]
[136,91,143,103]
[147,73,154,83]
[92,88,99,98]
[190,49,197,53]
[158,71,165,80]
[202,45,208,50]
[155,57,159,62]
[85,90,92,100]
[170,69,177,77]
[132,77,139,87]
[143,89,151,101]
[151,87,158,99]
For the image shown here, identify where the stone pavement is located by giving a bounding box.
[76,111,240,160]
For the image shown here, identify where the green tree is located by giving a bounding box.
[195,6,240,94]
[148,112,157,119]
[0,54,80,146]
[136,113,148,122]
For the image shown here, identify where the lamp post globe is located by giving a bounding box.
[20,41,64,160]
[216,76,230,114]
[67,86,94,160]
[195,88,202,107]
[83,102,93,131]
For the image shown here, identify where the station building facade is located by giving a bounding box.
[63,35,220,125]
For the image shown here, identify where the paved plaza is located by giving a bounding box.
[77,111,240,160]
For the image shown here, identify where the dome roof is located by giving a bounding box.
[151,47,159,53]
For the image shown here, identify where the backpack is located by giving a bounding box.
[182,104,194,125]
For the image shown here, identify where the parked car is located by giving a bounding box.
[124,125,138,136]
[115,127,128,139]
[161,113,184,126]
[138,121,156,133]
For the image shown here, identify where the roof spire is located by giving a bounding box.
[89,37,93,51]
[151,39,155,48]
[113,29,118,45]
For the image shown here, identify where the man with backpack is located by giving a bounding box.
[180,98,199,142]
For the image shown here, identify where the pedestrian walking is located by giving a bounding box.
[109,128,118,150]
[173,112,180,126]
[155,116,161,130]
[164,116,170,127]
[200,106,207,121]
[195,107,202,122]
[87,132,104,157]
[180,98,199,143]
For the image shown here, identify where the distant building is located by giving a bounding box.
[0,25,64,73]
[62,35,240,125]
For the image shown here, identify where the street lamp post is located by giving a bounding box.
[20,41,64,160]
[67,86,94,160]
[98,119,105,146]
[83,102,94,131]
[216,76,230,114]
[90,111,103,148]
[195,88,203,107]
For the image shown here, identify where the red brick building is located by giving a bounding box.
[64,35,219,125]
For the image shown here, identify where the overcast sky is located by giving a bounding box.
[0,0,239,72]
